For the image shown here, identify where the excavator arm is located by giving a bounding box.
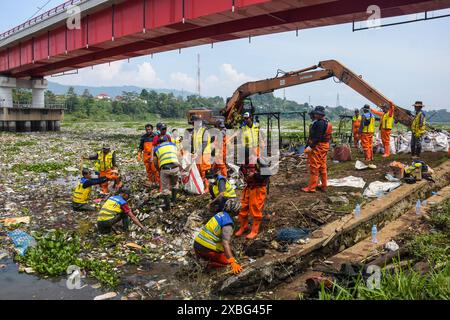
[221,59,414,127]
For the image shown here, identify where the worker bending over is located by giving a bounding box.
[359,105,376,163]
[302,106,332,193]
[154,140,181,210]
[84,146,118,195]
[235,157,270,240]
[411,101,427,159]
[97,187,148,234]
[352,109,362,148]
[72,168,114,212]
[194,199,243,274]
[371,102,395,158]
[138,124,159,187]
[207,170,237,212]
[192,118,213,189]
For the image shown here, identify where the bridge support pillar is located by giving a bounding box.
[24,121,31,132]
[7,121,16,132]
[39,120,47,131]
[54,120,61,131]
[0,77,16,107]
[31,79,47,108]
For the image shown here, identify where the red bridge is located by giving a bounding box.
[1,0,450,79]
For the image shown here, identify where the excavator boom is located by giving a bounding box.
[221,60,414,127]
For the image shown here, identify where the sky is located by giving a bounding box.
[1,1,450,110]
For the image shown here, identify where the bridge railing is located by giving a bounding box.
[0,0,87,41]
[8,102,67,110]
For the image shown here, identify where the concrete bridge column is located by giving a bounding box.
[0,77,16,108]
[31,79,47,108]
[39,120,47,131]
[54,120,61,131]
[24,121,31,132]
[47,120,54,131]
[7,121,16,132]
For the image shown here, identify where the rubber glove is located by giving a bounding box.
[228,257,243,275]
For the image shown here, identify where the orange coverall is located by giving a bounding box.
[303,118,332,192]
[139,134,160,185]
[352,116,361,148]
[360,133,374,161]
[198,154,212,190]
[214,135,229,177]
[371,104,395,158]
[236,164,268,239]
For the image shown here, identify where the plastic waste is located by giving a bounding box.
[385,240,399,252]
[416,199,421,215]
[376,190,383,199]
[354,204,361,219]
[7,230,36,256]
[371,225,378,243]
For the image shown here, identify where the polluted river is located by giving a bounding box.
[1,122,449,300]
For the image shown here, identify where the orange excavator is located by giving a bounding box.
[219,59,415,128]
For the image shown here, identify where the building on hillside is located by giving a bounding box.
[96,93,111,101]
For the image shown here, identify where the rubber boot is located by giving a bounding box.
[318,171,328,192]
[301,175,319,193]
[171,188,178,204]
[235,216,249,237]
[163,194,171,211]
[246,219,262,240]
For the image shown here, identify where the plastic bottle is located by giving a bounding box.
[371,225,378,243]
[376,190,383,199]
[416,199,421,215]
[354,203,361,219]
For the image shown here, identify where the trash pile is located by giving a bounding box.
[375,131,449,155]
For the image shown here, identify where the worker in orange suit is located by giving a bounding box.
[352,109,362,148]
[192,118,212,190]
[302,106,332,193]
[370,102,395,158]
[84,146,119,195]
[138,124,159,187]
[359,104,376,162]
[235,156,269,240]
[214,121,229,177]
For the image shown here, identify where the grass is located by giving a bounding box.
[317,197,450,300]
[319,262,450,300]
[12,161,70,173]
[15,141,37,147]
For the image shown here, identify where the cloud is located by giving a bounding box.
[52,61,164,88]
[169,72,197,92]
[220,63,255,84]
[201,64,255,97]
[53,60,256,99]
[167,64,255,98]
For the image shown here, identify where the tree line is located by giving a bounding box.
[11,87,450,122]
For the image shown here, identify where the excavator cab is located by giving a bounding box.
[187,108,225,127]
